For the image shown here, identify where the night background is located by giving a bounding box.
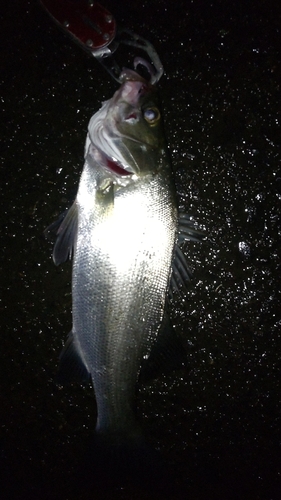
[1,0,281,498]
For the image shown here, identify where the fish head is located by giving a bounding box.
[86,70,167,183]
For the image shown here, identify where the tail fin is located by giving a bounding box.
[73,432,179,499]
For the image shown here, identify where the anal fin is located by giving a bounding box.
[56,331,91,384]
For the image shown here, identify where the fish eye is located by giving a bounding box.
[143,107,160,124]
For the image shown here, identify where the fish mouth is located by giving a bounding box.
[86,75,157,178]
[90,144,135,177]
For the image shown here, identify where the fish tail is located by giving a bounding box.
[74,432,178,499]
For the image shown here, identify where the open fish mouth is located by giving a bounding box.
[90,144,135,177]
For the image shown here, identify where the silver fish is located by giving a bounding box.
[46,69,198,446]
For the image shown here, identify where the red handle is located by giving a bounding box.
[41,0,117,51]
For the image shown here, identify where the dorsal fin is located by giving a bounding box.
[177,212,205,245]
[169,212,205,297]
[139,313,187,383]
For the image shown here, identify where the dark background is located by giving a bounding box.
[1,0,281,498]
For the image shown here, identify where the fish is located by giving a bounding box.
[45,68,200,449]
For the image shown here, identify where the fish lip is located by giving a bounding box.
[119,67,152,85]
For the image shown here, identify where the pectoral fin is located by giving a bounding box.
[44,200,78,265]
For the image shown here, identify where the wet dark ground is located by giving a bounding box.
[1,0,281,498]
